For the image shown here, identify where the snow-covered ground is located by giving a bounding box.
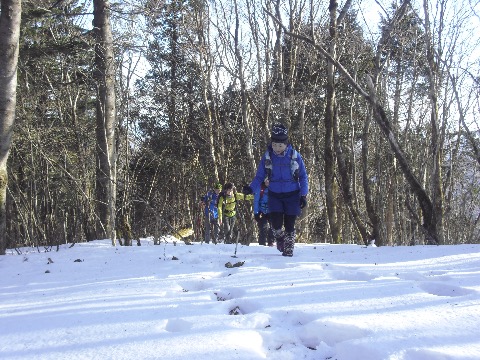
[1,238,479,359]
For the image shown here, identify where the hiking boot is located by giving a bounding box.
[276,238,284,252]
[272,228,285,252]
[267,242,274,247]
[282,231,295,257]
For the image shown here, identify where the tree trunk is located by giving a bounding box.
[324,0,340,243]
[93,0,117,245]
[0,0,22,255]
[234,0,255,174]
[362,109,381,245]
[422,0,444,244]
[335,105,370,245]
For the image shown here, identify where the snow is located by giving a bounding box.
[1,238,480,360]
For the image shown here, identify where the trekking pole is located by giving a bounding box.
[199,211,204,245]
[200,202,208,245]
[232,222,240,258]
[196,202,203,245]
[231,201,244,258]
[232,229,240,258]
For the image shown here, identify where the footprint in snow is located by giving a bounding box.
[213,287,246,301]
[164,318,193,332]
[321,263,359,271]
[262,312,369,354]
[213,287,262,315]
[297,319,370,348]
[328,269,376,282]
[178,279,214,292]
[320,263,377,281]
[397,272,451,282]
[418,282,476,297]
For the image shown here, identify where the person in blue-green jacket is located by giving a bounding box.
[200,182,222,244]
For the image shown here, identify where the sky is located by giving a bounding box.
[1,237,479,360]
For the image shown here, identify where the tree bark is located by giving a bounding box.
[234,0,255,174]
[324,0,341,243]
[0,0,22,255]
[422,0,444,244]
[93,0,117,245]
[362,109,381,244]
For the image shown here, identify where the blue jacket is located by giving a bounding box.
[253,186,269,214]
[250,144,308,196]
[202,190,219,220]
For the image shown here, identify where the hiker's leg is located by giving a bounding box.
[229,216,236,243]
[270,212,285,250]
[282,214,297,256]
[280,191,301,256]
[223,217,230,243]
[212,219,219,244]
[258,216,268,245]
[204,216,211,243]
[266,215,274,246]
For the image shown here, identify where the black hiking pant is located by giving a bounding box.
[257,215,274,246]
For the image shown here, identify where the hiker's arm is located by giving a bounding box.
[236,193,254,202]
[253,189,260,213]
[249,156,266,192]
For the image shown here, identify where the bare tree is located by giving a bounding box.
[422,0,444,244]
[93,0,117,245]
[0,0,22,255]
[323,0,341,244]
[267,0,445,244]
[233,0,256,175]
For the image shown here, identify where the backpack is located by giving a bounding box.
[264,148,300,181]
[216,190,236,208]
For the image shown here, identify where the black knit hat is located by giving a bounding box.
[271,123,288,143]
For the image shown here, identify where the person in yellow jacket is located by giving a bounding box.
[217,182,254,244]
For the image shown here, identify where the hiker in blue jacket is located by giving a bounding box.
[253,180,275,246]
[244,123,308,257]
[200,183,222,244]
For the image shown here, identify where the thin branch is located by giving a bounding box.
[263,8,370,99]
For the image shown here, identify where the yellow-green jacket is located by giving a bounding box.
[217,192,253,218]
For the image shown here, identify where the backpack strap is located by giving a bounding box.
[216,191,225,208]
[264,148,299,181]
[290,149,299,181]
[264,150,272,180]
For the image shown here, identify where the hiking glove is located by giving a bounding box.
[300,195,307,209]
[254,213,262,222]
[242,185,253,195]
